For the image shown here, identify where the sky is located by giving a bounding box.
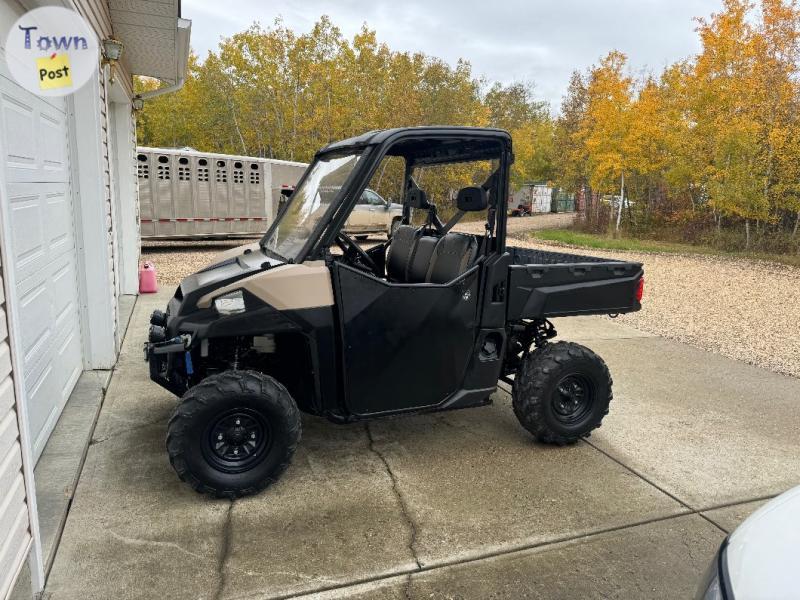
[182,0,723,110]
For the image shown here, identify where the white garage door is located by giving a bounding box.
[0,69,84,462]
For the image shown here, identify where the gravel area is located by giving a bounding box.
[508,234,800,379]
[457,212,576,236]
[142,239,248,285]
[141,210,799,379]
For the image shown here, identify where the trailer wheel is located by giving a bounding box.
[166,370,301,498]
[511,342,612,445]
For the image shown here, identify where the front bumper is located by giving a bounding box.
[144,309,191,396]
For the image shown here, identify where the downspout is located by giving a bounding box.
[134,18,192,102]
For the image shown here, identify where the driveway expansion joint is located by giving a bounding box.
[581,438,729,534]
[284,510,713,600]
[364,422,423,571]
[214,500,235,600]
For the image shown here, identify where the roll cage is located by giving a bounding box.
[261,127,513,264]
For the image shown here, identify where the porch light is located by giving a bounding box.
[102,38,124,62]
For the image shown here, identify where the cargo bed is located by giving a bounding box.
[506,246,643,319]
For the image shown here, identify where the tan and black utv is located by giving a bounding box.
[145,127,644,498]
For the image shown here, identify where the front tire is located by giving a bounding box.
[512,342,612,445]
[166,370,301,498]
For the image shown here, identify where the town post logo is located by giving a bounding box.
[4,7,99,97]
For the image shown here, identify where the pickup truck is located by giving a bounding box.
[145,126,644,498]
[345,188,403,239]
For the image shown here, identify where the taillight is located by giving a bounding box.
[636,277,645,302]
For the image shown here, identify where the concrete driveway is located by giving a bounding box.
[44,292,800,599]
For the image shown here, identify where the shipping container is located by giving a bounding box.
[137,147,307,239]
[509,183,575,215]
[509,183,552,215]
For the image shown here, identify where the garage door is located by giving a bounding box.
[0,67,84,462]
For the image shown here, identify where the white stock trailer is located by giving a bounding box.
[137,147,307,239]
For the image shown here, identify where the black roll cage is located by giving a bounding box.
[263,127,513,264]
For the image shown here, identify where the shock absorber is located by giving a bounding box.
[231,344,240,370]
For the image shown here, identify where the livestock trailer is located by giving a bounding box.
[137,147,307,239]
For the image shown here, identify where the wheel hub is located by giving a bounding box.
[207,410,269,469]
[551,374,594,424]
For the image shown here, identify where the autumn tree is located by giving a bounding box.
[553,71,587,190]
[581,51,633,230]
[484,82,554,186]
[136,6,800,251]
[754,0,800,234]
[138,17,493,164]
[555,0,800,248]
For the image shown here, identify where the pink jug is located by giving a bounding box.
[139,261,158,293]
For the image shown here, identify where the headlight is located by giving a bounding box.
[213,290,245,315]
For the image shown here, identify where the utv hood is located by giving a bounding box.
[175,246,284,316]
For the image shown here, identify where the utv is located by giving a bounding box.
[145,127,644,498]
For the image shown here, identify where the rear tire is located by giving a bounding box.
[512,342,612,445]
[166,370,301,498]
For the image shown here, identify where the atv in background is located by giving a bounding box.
[145,127,644,498]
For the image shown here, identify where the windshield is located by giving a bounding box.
[262,150,363,260]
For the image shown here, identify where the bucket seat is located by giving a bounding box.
[385,185,484,284]
[387,228,478,284]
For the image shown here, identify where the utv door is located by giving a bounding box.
[333,263,480,416]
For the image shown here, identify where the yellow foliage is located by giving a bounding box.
[136,17,554,185]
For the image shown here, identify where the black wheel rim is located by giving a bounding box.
[203,408,271,473]
[551,374,595,425]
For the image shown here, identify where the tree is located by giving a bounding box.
[553,71,589,193]
[484,82,553,186]
[136,8,800,250]
[692,0,768,245]
[753,0,800,234]
[581,51,633,231]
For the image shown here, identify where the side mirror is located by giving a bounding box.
[456,186,488,212]
[406,186,430,209]
[384,199,391,210]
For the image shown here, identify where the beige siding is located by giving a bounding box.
[73,0,121,343]
[98,67,119,350]
[132,110,140,243]
[0,260,31,600]
[126,105,140,290]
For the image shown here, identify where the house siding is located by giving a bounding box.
[98,68,120,347]
[0,1,128,594]
[0,0,180,593]
[0,258,31,600]
[0,3,34,596]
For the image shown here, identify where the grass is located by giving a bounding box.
[530,228,800,267]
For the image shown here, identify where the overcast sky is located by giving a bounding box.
[182,0,722,110]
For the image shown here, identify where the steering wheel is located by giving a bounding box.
[335,231,378,273]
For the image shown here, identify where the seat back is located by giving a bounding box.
[386,226,478,285]
[426,233,478,284]
[407,235,439,283]
[386,225,418,282]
